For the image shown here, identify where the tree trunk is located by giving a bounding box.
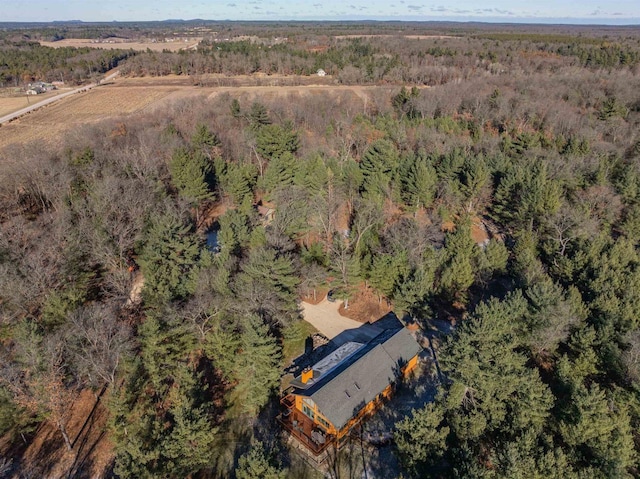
[58,422,73,451]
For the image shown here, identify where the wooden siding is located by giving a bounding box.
[284,352,420,449]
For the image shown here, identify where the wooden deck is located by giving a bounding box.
[278,395,335,457]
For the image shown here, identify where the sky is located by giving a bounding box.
[1,0,639,24]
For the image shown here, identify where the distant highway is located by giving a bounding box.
[0,70,119,125]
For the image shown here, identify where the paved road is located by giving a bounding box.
[0,71,119,125]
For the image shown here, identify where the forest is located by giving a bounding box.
[0,41,134,86]
[0,21,640,478]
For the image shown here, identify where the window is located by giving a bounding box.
[317,415,331,430]
[302,404,315,420]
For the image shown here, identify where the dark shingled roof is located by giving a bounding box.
[294,326,422,430]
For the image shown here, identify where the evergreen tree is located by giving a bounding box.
[255,123,300,161]
[169,147,214,205]
[138,213,203,306]
[233,315,282,415]
[230,98,242,118]
[439,220,478,304]
[360,138,399,199]
[249,102,271,129]
[191,123,221,152]
[236,442,287,479]
[235,247,299,325]
[493,162,561,229]
[394,403,449,475]
[368,251,408,303]
[222,163,257,205]
[262,151,297,193]
[400,152,437,209]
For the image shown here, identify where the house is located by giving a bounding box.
[26,86,44,95]
[257,204,275,224]
[316,68,326,77]
[279,321,422,456]
[26,82,55,95]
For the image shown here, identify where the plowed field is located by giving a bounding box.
[0,75,423,151]
[40,38,201,51]
[0,87,175,148]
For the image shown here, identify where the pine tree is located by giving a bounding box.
[235,247,299,324]
[233,315,282,415]
[395,403,449,475]
[236,442,287,479]
[439,220,478,304]
[230,98,242,118]
[191,123,221,152]
[249,102,271,128]
[262,151,297,193]
[169,147,214,205]
[360,138,399,199]
[222,162,257,205]
[400,152,437,209]
[255,123,300,161]
[138,213,203,306]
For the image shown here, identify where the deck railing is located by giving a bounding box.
[277,413,335,455]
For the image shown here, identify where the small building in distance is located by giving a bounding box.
[257,203,275,224]
[279,319,422,457]
[316,68,327,76]
[26,81,56,95]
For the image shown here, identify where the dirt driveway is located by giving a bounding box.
[301,299,364,340]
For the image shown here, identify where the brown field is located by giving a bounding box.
[0,86,176,148]
[335,34,455,40]
[39,38,202,51]
[0,75,416,150]
[0,90,70,117]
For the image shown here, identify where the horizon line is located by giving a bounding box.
[2,18,640,27]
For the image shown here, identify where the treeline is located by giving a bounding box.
[0,31,640,478]
[119,33,640,84]
[0,41,135,86]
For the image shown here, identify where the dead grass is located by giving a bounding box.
[0,90,69,117]
[0,75,408,151]
[335,34,455,40]
[339,284,392,323]
[1,388,113,479]
[0,87,175,149]
[40,38,201,52]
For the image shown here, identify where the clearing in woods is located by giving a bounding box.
[39,38,202,51]
[0,75,409,150]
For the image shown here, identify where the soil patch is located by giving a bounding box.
[338,285,392,323]
[300,287,330,305]
[198,201,233,232]
[40,38,201,52]
[2,388,113,479]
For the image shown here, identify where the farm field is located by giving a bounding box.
[0,90,70,117]
[39,38,202,51]
[0,85,177,148]
[0,75,407,150]
[334,34,455,39]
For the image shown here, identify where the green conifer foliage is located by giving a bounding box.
[138,213,203,306]
[236,442,287,479]
[169,147,214,204]
[232,315,282,415]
